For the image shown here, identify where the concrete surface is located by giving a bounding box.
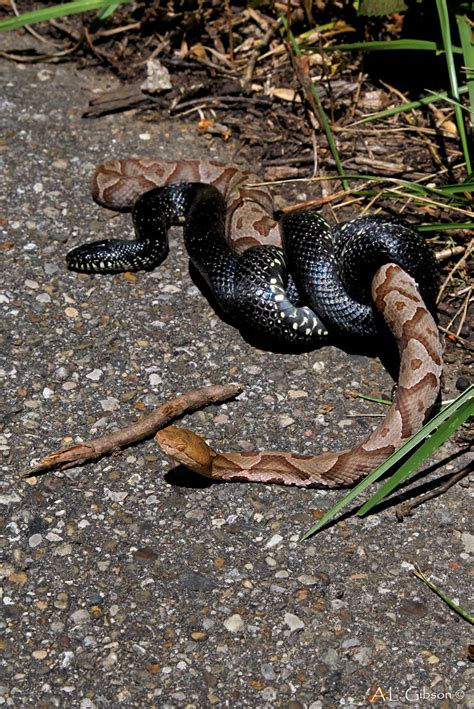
[1,53,472,708]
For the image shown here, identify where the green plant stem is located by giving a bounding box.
[320,39,463,54]
[355,394,391,405]
[356,392,473,516]
[0,0,131,32]
[413,565,474,624]
[436,0,472,173]
[349,86,469,126]
[302,386,473,539]
[455,11,474,128]
[281,15,349,191]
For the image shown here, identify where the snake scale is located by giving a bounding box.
[67,159,443,488]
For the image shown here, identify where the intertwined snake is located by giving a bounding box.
[67,159,443,487]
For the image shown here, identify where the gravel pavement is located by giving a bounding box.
[1,54,472,708]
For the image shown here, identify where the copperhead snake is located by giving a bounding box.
[67,158,443,488]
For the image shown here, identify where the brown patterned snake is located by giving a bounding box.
[85,159,443,488]
[91,158,281,253]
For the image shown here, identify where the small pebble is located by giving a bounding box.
[288,389,308,399]
[399,599,428,618]
[25,279,39,289]
[104,488,128,503]
[44,262,59,275]
[54,543,73,556]
[262,688,277,702]
[102,651,117,668]
[32,649,48,660]
[261,663,276,681]
[342,638,361,650]
[179,571,216,592]
[456,375,471,391]
[79,700,97,709]
[86,369,103,381]
[224,614,245,633]
[28,534,43,548]
[60,651,75,669]
[69,609,91,626]
[297,574,319,586]
[461,532,474,553]
[54,592,70,610]
[354,646,372,665]
[100,397,120,412]
[265,534,283,549]
[284,612,305,633]
[45,532,62,542]
[134,547,158,562]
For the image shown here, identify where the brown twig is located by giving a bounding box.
[278,190,348,213]
[396,465,472,520]
[242,20,279,90]
[435,245,465,262]
[437,239,473,303]
[9,0,61,46]
[455,287,472,337]
[444,286,473,335]
[0,41,82,63]
[21,383,243,478]
[171,94,275,114]
[438,326,474,351]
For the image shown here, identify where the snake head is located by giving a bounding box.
[155,425,216,478]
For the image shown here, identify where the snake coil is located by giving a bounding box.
[67,159,442,487]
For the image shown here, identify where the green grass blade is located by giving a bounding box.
[89,1,121,32]
[301,172,474,202]
[301,386,473,539]
[280,15,349,191]
[349,86,469,126]
[417,222,474,231]
[96,3,121,20]
[357,395,473,515]
[435,180,474,194]
[423,89,470,113]
[355,393,391,405]
[455,10,474,127]
[414,566,474,624]
[319,39,462,54]
[0,0,131,32]
[436,0,472,173]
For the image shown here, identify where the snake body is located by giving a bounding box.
[67,159,438,343]
[157,264,443,487]
[67,158,443,487]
